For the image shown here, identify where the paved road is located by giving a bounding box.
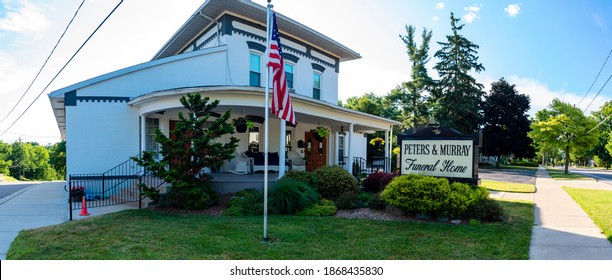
[479,168,537,184]
[0,183,35,200]
[568,167,612,184]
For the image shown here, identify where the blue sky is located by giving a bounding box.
[0,0,611,143]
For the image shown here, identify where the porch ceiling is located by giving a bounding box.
[130,86,400,132]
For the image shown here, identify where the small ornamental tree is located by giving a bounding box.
[135,93,239,209]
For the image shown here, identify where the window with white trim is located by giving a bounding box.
[145,118,160,159]
[250,53,261,87]
[285,63,294,89]
[313,72,321,99]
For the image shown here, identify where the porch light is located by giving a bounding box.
[338,125,346,136]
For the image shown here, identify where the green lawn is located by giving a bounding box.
[563,187,612,243]
[546,168,592,180]
[7,200,533,260]
[481,180,536,193]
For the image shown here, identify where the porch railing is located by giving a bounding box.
[67,155,165,220]
[350,156,391,176]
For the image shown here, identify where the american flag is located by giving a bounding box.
[268,12,296,125]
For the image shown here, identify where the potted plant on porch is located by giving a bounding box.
[234,117,254,133]
[369,137,385,147]
[312,126,329,140]
[70,186,85,202]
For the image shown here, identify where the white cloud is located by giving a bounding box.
[0,0,50,35]
[463,4,482,23]
[435,2,445,10]
[433,16,439,21]
[505,4,521,17]
[502,76,603,116]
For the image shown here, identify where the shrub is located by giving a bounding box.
[368,192,387,210]
[284,170,316,187]
[298,199,337,216]
[380,172,399,189]
[509,161,539,167]
[335,191,359,209]
[224,189,277,216]
[169,181,218,210]
[314,165,359,200]
[380,174,490,219]
[465,199,505,222]
[358,192,374,207]
[362,172,387,193]
[269,178,319,215]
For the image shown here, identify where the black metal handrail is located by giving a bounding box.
[68,155,165,220]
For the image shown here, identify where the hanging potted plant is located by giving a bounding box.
[369,137,385,147]
[234,117,254,133]
[312,126,329,140]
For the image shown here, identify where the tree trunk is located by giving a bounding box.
[564,145,570,174]
[496,156,501,167]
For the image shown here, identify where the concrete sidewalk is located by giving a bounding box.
[0,182,136,260]
[530,167,612,259]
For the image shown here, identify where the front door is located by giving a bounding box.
[305,131,327,171]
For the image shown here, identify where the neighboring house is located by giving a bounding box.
[48,0,400,184]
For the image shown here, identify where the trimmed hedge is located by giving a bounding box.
[314,165,359,201]
[380,174,496,219]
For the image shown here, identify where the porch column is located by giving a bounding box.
[140,114,146,154]
[278,120,287,178]
[385,129,390,172]
[389,125,394,172]
[347,123,354,175]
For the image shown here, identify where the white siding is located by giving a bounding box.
[66,101,140,175]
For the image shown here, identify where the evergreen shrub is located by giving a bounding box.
[298,199,337,216]
[283,170,316,187]
[380,174,494,219]
[314,165,359,200]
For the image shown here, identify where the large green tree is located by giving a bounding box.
[341,92,399,120]
[388,25,434,132]
[48,141,66,179]
[433,13,485,133]
[0,141,12,176]
[481,78,533,166]
[135,93,239,209]
[529,99,598,173]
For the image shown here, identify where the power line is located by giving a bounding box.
[583,73,612,113]
[0,0,85,124]
[577,48,612,107]
[0,0,124,138]
[587,113,612,134]
[0,129,60,139]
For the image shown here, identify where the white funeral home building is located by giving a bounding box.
[49,0,400,186]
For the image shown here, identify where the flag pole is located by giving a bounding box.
[263,0,272,242]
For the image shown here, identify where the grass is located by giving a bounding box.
[0,175,19,182]
[7,199,533,260]
[546,168,592,180]
[563,187,612,243]
[481,180,536,193]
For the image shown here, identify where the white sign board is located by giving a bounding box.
[401,139,473,179]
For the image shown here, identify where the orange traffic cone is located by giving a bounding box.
[79,196,89,216]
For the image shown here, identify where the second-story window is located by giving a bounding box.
[250,53,261,87]
[313,72,321,99]
[285,63,294,89]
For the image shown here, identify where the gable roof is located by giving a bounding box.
[153,0,361,62]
